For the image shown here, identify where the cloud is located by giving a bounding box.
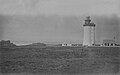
[0,14,119,44]
[0,0,118,15]
[0,15,83,44]
[22,0,40,8]
[0,15,5,39]
[92,15,120,43]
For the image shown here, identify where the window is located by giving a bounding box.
[105,43,107,46]
[108,43,109,46]
[111,43,113,46]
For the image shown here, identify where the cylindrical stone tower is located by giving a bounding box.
[83,16,96,46]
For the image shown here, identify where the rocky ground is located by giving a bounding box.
[0,46,120,75]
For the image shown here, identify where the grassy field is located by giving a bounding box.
[0,46,120,75]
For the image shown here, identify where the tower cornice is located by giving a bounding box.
[83,23,95,27]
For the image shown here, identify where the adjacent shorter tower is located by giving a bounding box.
[83,16,96,46]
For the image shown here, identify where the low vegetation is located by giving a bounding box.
[0,46,120,74]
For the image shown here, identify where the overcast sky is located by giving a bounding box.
[0,0,119,44]
[0,0,119,15]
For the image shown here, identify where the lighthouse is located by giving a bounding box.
[83,16,96,46]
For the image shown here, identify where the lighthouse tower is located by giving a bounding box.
[83,16,96,46]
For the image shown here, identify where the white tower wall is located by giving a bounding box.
[83,26,95,46]
[83,26,91,46]
[91,26,95,45]
[83,16,95,46]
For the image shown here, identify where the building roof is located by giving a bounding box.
[103,40,115,43]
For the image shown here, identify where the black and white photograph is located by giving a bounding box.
[0,0,120,75]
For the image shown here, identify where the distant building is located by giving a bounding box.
[46,44,62,46]
[61,43,82,47]
[0,40,16,47]
[30,43,46,46]
[71,44,83,46]
[94,44,101,46]
[102,40,116,46]
[62,43,72,46]
[27,43,46,47]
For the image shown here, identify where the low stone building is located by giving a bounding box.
[62,43,82,47]
[102,40,116,46]
[0,40,16,47]
[72,44,83,46]
[62,43,72,46]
